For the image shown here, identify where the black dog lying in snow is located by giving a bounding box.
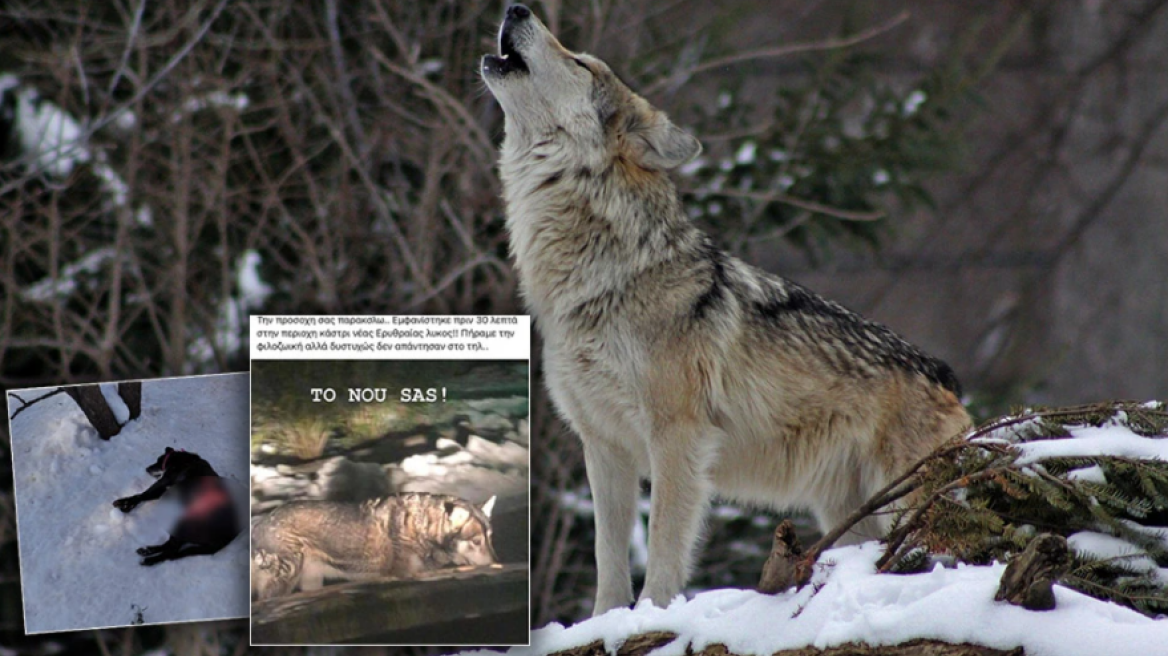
[113,447,240,566]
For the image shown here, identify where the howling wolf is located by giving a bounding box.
[251,493,498,600]
[481,4,972,615]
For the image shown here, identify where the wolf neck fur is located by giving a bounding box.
[500,131,701,327]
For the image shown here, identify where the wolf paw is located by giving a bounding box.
[140,556,162,567]
[113,497,139,513]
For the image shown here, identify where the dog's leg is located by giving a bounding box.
[136,537,176,557]
[114,471,176,513]
[638,420,714,609]
[137,535,184,565]
[582,437,639,616]
[141,543,224,566]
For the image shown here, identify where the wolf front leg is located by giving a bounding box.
[638,420,715,609]
[582,437,640,616]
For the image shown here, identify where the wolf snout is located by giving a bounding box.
[500,7,528,57]
[483,6,534,79]
[506,4,531,21]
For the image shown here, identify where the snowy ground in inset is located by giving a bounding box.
[7,374,250,633]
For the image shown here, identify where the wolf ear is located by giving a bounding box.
[164,447,174,453]
[445,501,471,527]
[480,495,496,518]
[629,111,701,171]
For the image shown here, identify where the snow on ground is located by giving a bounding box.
[486,543,1168,656]
[469,416,1168,656]
[396,435,528,503]
[7,374,250,633]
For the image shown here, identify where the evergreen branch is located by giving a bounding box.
[762,401,1168,613]
[877,465,1016,572]
[1062,573,1168,611]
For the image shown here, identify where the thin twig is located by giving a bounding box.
[802,439,974,564]
[686,187,886,222]
[120,627,134,656]
[366,47,497,173]
[406,254,503,309]
[875,465,1014,572]
[644,11,910,95]
[107,0,147,97]
[324,0,368,161]
[8,388,67,421]
[0,0,232,196]
[93,631,112,656]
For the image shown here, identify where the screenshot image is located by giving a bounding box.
[248,317,530,646]
[6,374,249,634]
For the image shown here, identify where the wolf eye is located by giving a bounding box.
[573,58,591,73]
[472,536,483,546]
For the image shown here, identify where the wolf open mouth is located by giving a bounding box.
[483,7,530,76]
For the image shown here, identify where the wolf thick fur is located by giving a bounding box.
[482,5,973,615]
[251,493,497,600]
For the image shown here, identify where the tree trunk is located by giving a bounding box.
[117,382,142,421]
[64,385,122,440]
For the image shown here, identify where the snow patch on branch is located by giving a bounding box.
[1014,426,1168,465]
[2,74,155,227]
[186,249,273,372]
[12,84,89,176]
[21,248,118,302]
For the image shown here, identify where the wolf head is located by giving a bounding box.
[481,4,700,171]
[438,495,499,568]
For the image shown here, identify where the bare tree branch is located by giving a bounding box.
[644,10,910,95]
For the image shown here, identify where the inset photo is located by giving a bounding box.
[6,374,250,634]
[249,359,530,646]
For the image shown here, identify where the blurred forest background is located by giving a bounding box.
[2,0,1167,654]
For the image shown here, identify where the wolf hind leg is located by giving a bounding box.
[582,437,640,616]
[254,548,303,600]
[812,459,890,547]
[298,557,326,592]
[816,505,886,547]
[638,420,715,610]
